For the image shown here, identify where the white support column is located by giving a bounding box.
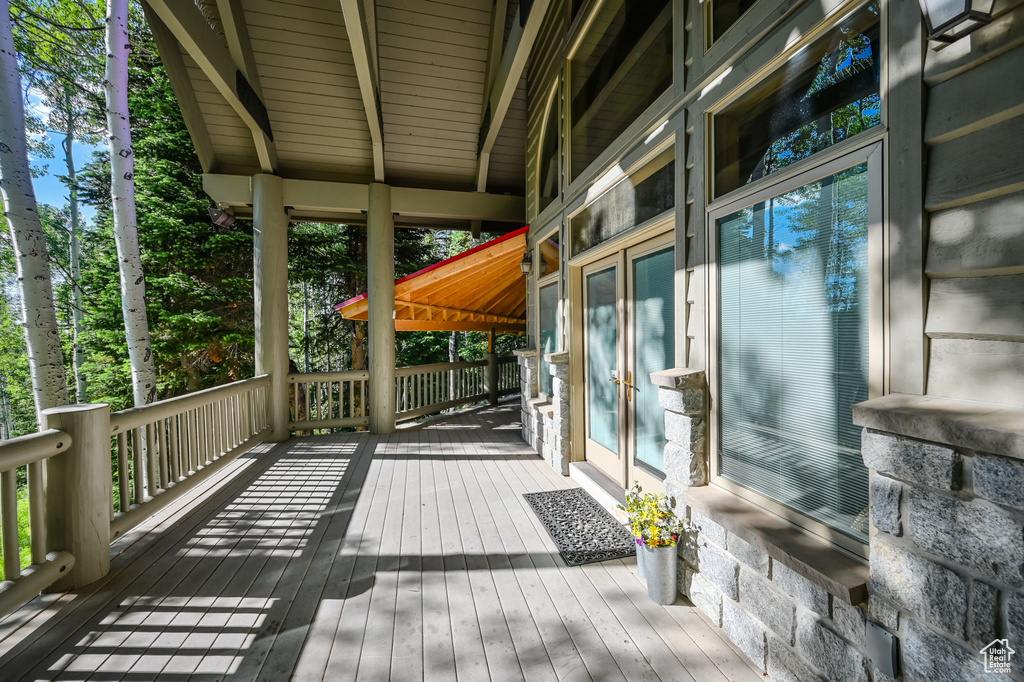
[253,174,290,442]
[368,183,396,434]
[43,403,111,589]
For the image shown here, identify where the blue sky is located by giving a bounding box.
[26,91,103,223]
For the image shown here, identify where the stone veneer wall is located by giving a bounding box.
[656,368,878,682]
[515,349,570,475]
[854,398,1024,682]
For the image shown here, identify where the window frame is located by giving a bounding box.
[536,83,562,220]
[564,0,677,189]
[535,223,562,401]
[706,140,884,559]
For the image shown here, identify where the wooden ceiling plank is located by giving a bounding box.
[144,0,278,172]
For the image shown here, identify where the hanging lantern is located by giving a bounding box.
[918,0,995,43]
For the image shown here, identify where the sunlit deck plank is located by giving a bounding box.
[0,402,763,681]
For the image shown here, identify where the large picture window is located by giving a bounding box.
[569,0,672,180]
[712,3,880,198]
[537,230,561,398]
[716,159,874,544]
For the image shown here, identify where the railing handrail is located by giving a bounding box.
[110,374,271,434]
[497,356,517,364]
[0,429,70,472]
[395,360,487,377]
[287,370,369,383]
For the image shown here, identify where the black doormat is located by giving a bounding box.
[523,487,636,566]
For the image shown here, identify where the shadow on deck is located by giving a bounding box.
[0,402,761,681]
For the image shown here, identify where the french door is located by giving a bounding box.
[582,231,675,492]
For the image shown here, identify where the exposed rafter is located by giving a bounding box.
[143,5,217,173]
[144,0,278,172]
[476,0,551,192]
[339,0,385,182]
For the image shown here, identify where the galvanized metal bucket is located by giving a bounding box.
[642,544,678,605]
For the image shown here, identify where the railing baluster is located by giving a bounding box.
[158,418,170,489]
[168,415,180,484]
[2,468,21,580]
[132,428,144,503]
[117,431,129,512]
[145,424,158,496]
[28,460,45,565]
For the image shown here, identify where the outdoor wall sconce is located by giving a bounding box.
[208,206,236,228]
[520,251,533,276]
[918,0,994,42]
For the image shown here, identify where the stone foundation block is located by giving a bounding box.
[767,637,827,682]
[658,387,704,416]
[728,534,769,577]
[795,613,869,682]
[862,430,961,490]
[831,599,866,648]
[691,510,727,547]
[908,486,1024,587]
[663,441,707,486]
[684,568,723,626]
[665,412,705,455]
[870,540,967,637]
[739,569,796,644]
[772,561,829,617]
[723,599,767,670]
[968,580,999,646]
[696,539,739,600]
[973,453,1024,511]
[868,594,899,631]
[870,474,903,536]
[904,619,1004,682]
[1007,593,1024,657]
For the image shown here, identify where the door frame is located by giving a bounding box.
[567,215,675,489]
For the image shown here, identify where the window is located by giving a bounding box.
[538,94,560,214]
[707,0,757,44]
[569,0,672,180]
[570,147,674,257]
[712,3,880,198]
[537,229,561,397]
[715,157,875,546]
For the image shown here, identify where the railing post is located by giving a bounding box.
[486,353,499,405]
[42,403,111,590]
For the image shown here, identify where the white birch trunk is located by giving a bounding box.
[105,0,157,406]
[0,1,70,426]
[63,89,87,403]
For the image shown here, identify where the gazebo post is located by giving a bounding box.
[368,182,397,434]
[253,173,290,442]
[486,328,499,405]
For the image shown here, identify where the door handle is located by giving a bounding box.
[622,371,634,402]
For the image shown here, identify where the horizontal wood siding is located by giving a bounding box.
[378,0,491,189]
[923,4,1024,407]
[525,0,566,220]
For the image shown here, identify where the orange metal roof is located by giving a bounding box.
[335,226,528,333]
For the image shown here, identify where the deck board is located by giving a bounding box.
[0,402,763,681]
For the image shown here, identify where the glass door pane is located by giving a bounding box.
[586,267,619,453]
[632,247,675,473]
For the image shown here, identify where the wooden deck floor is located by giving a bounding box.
[0,402,762,681]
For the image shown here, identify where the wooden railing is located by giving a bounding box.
[395,360,490,421]
[0,430,75,618]
[287,371,370,431]
[108,375,271,539]
[497,356,520,396]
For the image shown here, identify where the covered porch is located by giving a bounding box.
[0,403,759,681]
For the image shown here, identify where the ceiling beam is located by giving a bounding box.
[203,174,526,223]
[144,0,278,173]
[476,0,551,192]
[339,0,385,182]
[143,5,217,173]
